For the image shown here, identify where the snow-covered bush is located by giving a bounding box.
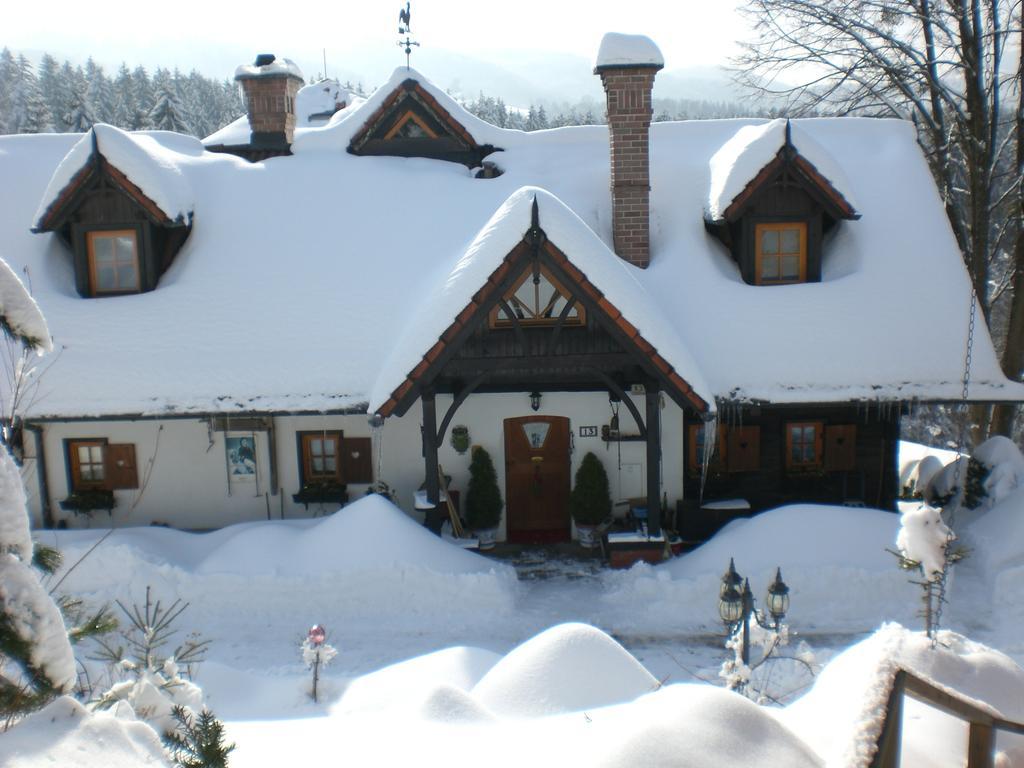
[896,505,953,581]
[926,436,1024,512]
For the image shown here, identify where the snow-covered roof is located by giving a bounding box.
[34,124,197,230]
[3,68,1021,419]
[706,118,858,222]
[234,56,304,81]
[293,67,513,154]
[594,33,664,70]
[371,187,715,413]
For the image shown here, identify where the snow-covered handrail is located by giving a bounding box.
[870,668,1024,768]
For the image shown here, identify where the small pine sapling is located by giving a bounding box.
[301,624,337,703]
[92,586,209,735]
[163,704,235,768]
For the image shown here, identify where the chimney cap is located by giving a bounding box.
[235,55,305,82]
[594,33,664,72]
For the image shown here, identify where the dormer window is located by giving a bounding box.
[348,78,498,169]
[87,230,140,294]
[705,120,858,287]
[32,125,193,300]
[755,222,806,285]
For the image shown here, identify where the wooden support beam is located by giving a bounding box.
[267,416,278,495]
[646,385,662,536]
[436,372,489,447]
[967,722,994,768]
[422,391,439,508]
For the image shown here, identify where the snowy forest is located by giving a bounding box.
[0,48,771,142]
[0,49,244,138]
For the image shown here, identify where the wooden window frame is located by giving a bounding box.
[65,438,139,491]
[785,421,824,471]
[754,221,808,285]
[67,438,107,491]
[383,110,439,140]
[86,229,140,295]
[488,265,586,328]
[298,431,344,485]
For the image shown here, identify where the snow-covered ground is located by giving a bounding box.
[5,441,1024,766]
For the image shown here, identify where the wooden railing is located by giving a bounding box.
[871,668,1024,768]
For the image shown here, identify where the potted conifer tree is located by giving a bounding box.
[569,452,612,549]
[465,446,503,550]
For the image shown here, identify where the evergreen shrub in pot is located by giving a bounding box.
[465,446,503,549]
[569,452,611,548]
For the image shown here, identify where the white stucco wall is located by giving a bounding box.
[23,391,686,537]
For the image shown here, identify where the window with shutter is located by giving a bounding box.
[299,431,343,484]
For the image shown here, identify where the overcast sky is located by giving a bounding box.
[5,0,748,81]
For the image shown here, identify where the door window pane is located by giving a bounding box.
[522,422,550,449]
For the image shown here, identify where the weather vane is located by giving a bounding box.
[397,2,420,70]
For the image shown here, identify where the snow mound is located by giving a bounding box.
[0,696,169,767]
[419,684,496,722]
[597,684,822,768]
[195,493,511,577]
[336,645,501,716]
[595,33,664,69]
[472,623,658,717]
[780,623,1024,767]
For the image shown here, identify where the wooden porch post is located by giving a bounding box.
[422,390,439,508]
[646,385,662,536]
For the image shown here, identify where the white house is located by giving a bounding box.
[2,34,1020,543]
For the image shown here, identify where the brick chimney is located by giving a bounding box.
[594,34,664,268]
[234,54,305,149]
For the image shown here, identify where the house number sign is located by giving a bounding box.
[579,426,599,437]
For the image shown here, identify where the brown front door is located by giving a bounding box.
[504,415,571,543]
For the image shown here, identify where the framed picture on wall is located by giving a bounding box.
[225,435,257,480]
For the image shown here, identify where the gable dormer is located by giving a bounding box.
[348,78,496,168]
[705,119,858,286]
[33,125,194,298]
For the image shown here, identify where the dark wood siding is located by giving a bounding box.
[684,403,900,513]
[62,175,187,297]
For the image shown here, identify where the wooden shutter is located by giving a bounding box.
[727,426,761,473]
[105,444,139,489]
[825,425,857,471]
[341,437,373,483]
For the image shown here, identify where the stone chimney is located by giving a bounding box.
[234,54,305,149]
[594,34,664,268]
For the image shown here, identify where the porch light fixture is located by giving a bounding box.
[718,559,790,668]
[529,391,542,412]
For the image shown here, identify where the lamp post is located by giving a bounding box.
[718,558,790,668]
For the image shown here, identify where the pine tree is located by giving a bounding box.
[163,705,235,768]
[37,54,62,130]
[569,452,611,527]
[0,48,17,134]
[0,260,76,719]
[149,78,192,133]
[63,70,94,133]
